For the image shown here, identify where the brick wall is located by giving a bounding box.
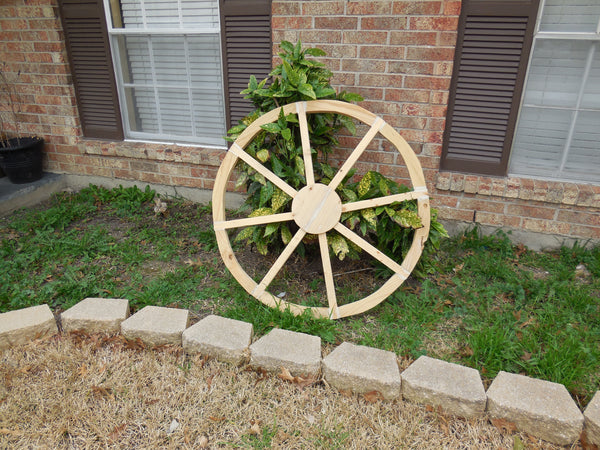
[1,0,598,244]
[0,0,225,192]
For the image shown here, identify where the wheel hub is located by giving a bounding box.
[291,183,342,234]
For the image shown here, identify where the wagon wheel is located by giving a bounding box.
[212,100,430,319]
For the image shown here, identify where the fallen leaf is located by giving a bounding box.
[278,367,295,383]
[206,369,220,389]
[77,364,88,378]
[91,385,113,399]
[362,390,383,403]
[491,417,517,434]
[198,435,209,448]
[520,351,532,361]
[519,317,535,329]
[209,416,225,422]
[109,423,126,442]
[249,422,261,435]
[512,310,522,321]
[425,404,435,413]
[339,389,353,398]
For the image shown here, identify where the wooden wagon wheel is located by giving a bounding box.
[212,100,430,319]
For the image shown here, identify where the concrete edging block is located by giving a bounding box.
[121,305,189,346]
[182,315,253,365]
[0,304,58,350]
[486,371,584,445]
[61,297,130,334]
[322,342,401,400]
[249,328,321,377]
[584,391,600,446]
[401,355,487,418]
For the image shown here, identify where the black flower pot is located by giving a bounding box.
[0,136,44,184]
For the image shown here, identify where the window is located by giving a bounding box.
[58,0,272,145]
[508,0,600,183]
[106,0,226,146]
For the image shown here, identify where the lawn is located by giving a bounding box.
[1,184,598,407]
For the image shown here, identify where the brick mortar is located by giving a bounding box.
[435,171,600,209]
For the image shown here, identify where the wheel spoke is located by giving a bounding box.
[297,102,315,187]
[318,233,339,319]
[214,212,294,231]
[229,142,297,198]
[333,223,411,280]
[341,188,428,213]
[328,117,384,191]
[253,228,307,297]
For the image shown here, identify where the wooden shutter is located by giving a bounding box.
[220,0,272,130]
[58,0,124,140]
[440,0,539,176]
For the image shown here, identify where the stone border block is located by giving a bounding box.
[121,306,189,346]
[250,328,321,377]
[182,315,253,364]
[322,342,401,400]
[584,391,600,446]
[61,297,130,334]
[401,355,486,418]
[0,304,58,350]
[486,371,584,445]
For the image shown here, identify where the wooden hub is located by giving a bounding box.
[291,183,342,234]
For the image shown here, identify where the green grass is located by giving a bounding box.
[1,185,599,406]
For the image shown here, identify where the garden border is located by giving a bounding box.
[1,299,598,447]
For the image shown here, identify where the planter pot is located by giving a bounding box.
[0,137,44,184]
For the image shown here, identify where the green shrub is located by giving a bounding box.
[228,41,447,275]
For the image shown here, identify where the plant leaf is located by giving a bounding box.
[298,83,316,99]
[256,149,270,163]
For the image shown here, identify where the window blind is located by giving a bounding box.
[111,0,226,146]
[509,1,600,183]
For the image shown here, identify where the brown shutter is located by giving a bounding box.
[58,0,123,140]
[220,0,272,130]
[440,0,539,176]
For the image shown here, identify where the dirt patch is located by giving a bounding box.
[0,334,567,449]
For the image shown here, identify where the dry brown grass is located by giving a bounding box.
[0,333,570,449]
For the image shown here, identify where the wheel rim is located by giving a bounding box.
[212,100,430,319]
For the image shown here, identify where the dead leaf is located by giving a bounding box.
[519,317,535,329]
[91,385,113,399]
[277,367,318,389]
[512,310,522,321]
[491,417,517,434]
[108,423,126,442]
[124,337,145,351]
[209,416,225,422]
[520,351,532,361]
[249,421,261,435]
[278,367,295,383]
[425,404,435,413]
[77,364,88,378]
[580,430,599,450]
[362,390,383,403]
[198,435,209,448]
[206,369,220,389]
[184,259,202,267]
[339,389,353,398]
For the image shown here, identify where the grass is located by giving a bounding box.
[1,184,599,406]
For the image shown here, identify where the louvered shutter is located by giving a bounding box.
[58,0,124,140]
[220,0,272,129]
[440,0,539,176]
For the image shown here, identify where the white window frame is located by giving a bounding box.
[509,0,600,183]
[103,0,227,148]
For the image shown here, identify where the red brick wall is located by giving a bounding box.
[1,0,598,243]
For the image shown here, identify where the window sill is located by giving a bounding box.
[435,172,600,208]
